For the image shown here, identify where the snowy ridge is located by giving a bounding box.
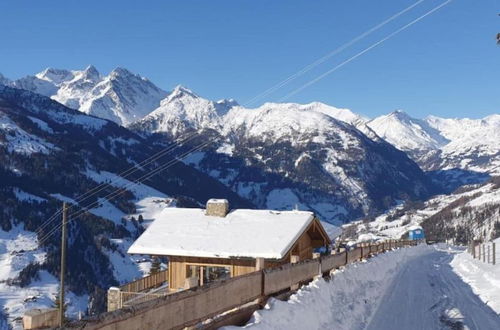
[426,114,500,173]
[367,110,449,151]
[368,110,500,174]
[0,113,57,155]
[134,85,234,136]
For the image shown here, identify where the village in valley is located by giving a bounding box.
[0,1,499,330]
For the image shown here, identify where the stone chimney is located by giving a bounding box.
[206,199,229,217]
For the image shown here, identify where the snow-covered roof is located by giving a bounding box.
[408,225,423,231]
[128,208,318,259]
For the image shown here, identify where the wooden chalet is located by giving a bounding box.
[128,199,331,291]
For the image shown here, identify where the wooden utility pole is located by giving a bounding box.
[493,242,496,265]
[59,202,68,327]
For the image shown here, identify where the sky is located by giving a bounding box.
[0,0,498,119]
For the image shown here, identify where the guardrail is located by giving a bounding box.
[71,239,421,330]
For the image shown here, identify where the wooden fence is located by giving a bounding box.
[71,239,421,330]
[468,241,497,265]
[119,269,168,293]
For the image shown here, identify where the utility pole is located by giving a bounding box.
[59,202,68,327]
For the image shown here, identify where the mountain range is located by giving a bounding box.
[366,110,500,176]
[1,66,167,125]
[2,67,499,220]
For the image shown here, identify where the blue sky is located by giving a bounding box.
[0,0,498,119]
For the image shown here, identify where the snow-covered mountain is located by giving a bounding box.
[367,110,449,153]
[2,66,167,126]
[367,111,500,176]
[133,89,436,224]
[425,115,500,173]
[134,85,236,136]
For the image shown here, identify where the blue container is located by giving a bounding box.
[408,227,425,240]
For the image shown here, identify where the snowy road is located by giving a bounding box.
[234,245,500,330]
[366,247,500,330]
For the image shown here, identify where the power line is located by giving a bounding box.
[243,0,427,107]
[35,131,199,236]
[37,139,214,245]
[279,0,454,102]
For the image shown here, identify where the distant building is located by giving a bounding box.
[128,199,331,291]
[407,225,425,241]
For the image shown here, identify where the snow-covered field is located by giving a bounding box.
[228,244,500,330]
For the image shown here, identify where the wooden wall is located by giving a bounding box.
[167,226,323,290]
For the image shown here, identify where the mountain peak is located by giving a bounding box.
[36,67,73,84]
[109,67,135,79]
[367,110,449,152]
[170,85,198,98]
[79,65,101,82]
[0,73,11,86]
[389,109,410,118]
[216,98,239,107]
[84,64,99,75]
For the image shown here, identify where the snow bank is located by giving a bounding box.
[226,244,431,330]
[451,239,500,313]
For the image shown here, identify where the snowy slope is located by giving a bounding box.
[4,66,167,126]
[345,178,500,244]
[0,113,57,155]
[133,85,234,136]
[367,110,449,152]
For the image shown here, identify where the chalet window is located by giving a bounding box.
[186,265,231,286]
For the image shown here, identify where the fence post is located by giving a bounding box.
[313,253,322,279]
[291,255,300,291]
[255,258,265,304]
[488,245,491,264]
[107,287,121,312]
[483,244,486,263]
